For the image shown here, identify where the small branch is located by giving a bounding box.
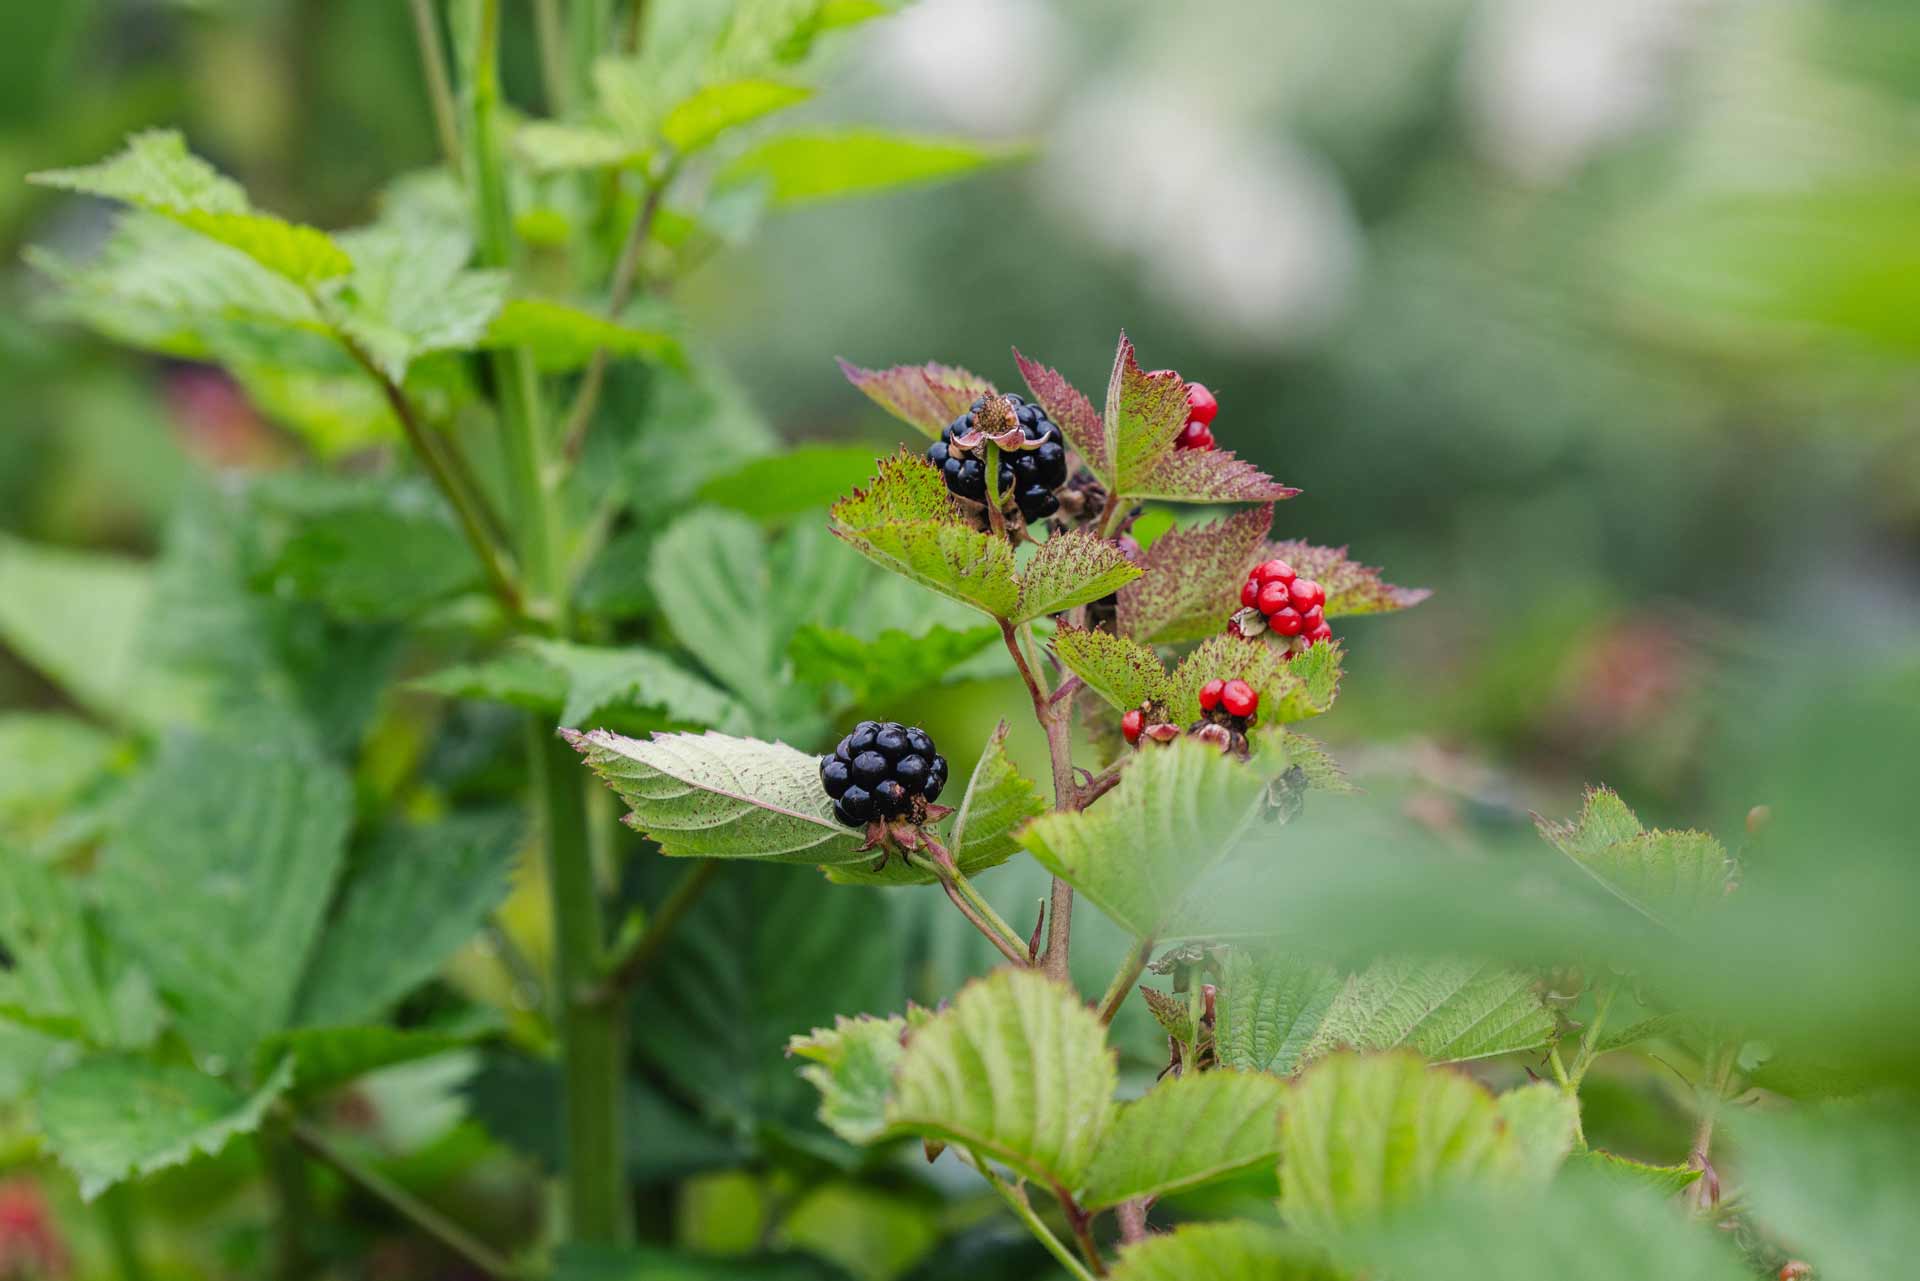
[484,912,547,1016]
[1116,1198,1151,1245]
[532,0,570,114]
[1054,1186,1107,1277]
[909,842,1031,965]
[291,1119,523,1280]
[98,1187,150,1281]
[940,877,1030,967]
[962,1152,1096,1281]
[1048,674,1083,706]
[407,0,463,178]
[983,442,1010,543]
[589,859,720,1003]
[561,170,674,463]
[1561,980,1616,1149]
[1096,938,1153,1026]
[1078,760,1127,808]
[1042,877,1075,984]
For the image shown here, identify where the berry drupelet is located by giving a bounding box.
[926,393,1069,523]
[1233,557,1332,648]
[820,720,948,828]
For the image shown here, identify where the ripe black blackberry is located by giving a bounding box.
[925,394,1069,523]
[820,720,949,828]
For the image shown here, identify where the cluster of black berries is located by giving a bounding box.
[820,721,948,828]
[926,394,1068,522]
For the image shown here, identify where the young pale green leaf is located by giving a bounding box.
[481,298,683,372]
[789,622,1000,708]
[1168,634,1338,727]
[1565,1150,1701,1198]
[826,721,1044,887]
[1051,626,1174,713]
[1278,1051,1523,1237]
[1108,1223,1346,1281]
[1534,787,1734,929]
[1022,737,1271,939]
[837,358,995,438]
[97,735,354,1062]
[1300,957,1558,1068]
[663,79,812,152]
[331,222,507,382]
[829,453,1020,619]
[722,131,1017,205]
[31,132,351,283]
[258,1023,484,1100]
[1495,1084,1580,1181]
[1216,950,1343,1076]
[0,536,157,729]
[1013,348,1109,480]
[1128,449,1300,505]
[1103,333,1192,494]
[1118,505,1274,643]
[37,1054,294,1200]
[1013,531,1142,623]
[1262,541,1430,618]
[514,120,644,173]
[1727,1098,1920,1281]
[788,1014,909,1145]
[887,969,1115,1188]
[696,444,889,522]
[293,814,520,1027]
[565,728,868,865]
[1081,1071,1288,1209]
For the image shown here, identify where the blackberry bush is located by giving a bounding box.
[821,720,948,827]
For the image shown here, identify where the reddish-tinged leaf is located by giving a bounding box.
[1118,504,1274,643]
[1013,348,1108,479]
[1263,540,1430,617]
[1014,531,1142,623]
[1104,333,1192,492]
[838,358,995,439]
[1132,448,1299,505]
[1168,634,1340,725]
[1052,626,1174,712]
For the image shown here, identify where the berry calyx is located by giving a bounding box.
[1121,708,1144,744]
[820,720,948,828]
[1175,420,1215,451]
[1185,382,1218,426]
[926,393,1068,525]
[1198,679,1225,712]
[1220,679,1257,718]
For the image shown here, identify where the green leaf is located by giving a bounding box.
[1108,1223,1345,1281]
[1261,541,1430,618]
[664,79,812,151]
[332,220,506,382]
[0,714,119,843]
[1727,1098,1920,1281]
[788,1014,908,1145]
[722,131,1017,205]
[527,639,752,732]
[31,132,351,283]
[828,453,1020,619]
[1013,531,1142,623]
[649,507,791,712]
[837,359,995,439]
[410,646,572,714]
[37,1053,294,1199]
[264,494,480,621]
[1119,505,1274,643]
[96,735,354,1062]
[1495,1084,1580,1181]
[826,721,1044,887]
[1301,957,1558,1067]
[1216,950,1343,1076]
[515,121,644,174]
[1278,1051,1523,1237]
[0,854,153,1050]
[885,969,1115,1188]
[259,1023,483,1100]
[696,444,889,522]
[1051,626,1174,713]
[1013,348,1109,481]
[1022,737,1271,939]
[566,728,867,865]
[789,622,999,707]
[294,814,520,1027]
[1565,1150,1701,1198]
[1534,787,1735,929]
[0,535,157,727]
[482,298,683,372]
[1139,986,1194,1042]
[1081,1071,1287,1209]
[1101,333,1191,494]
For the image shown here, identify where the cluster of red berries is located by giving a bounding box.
[1120,678,1259,746]
[1146,373,1219,451]
[1237,558,1332,646]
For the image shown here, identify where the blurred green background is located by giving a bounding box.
[3,0,1918,1276]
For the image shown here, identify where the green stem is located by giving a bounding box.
[963,1150,1098,1281]
[1096,938,1153,1026]
[570,0,612,99]
[1183,976,1204,1076]
[262,1125,313,1280]
[532,0,570,114]
[1561,981,1616,1149]
[408,0,464,176]
[907,849,1030,965]
[291,1119,522,1279]
[98,1187,149,1281]
[590,858,721,1001]
[467,0,630,1242]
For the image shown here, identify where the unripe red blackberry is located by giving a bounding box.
[1288,578,1325,612]
[1236,558,1334,651]
[1198,679,1225,712]
[1220,679,1256,718]
[1175,420,1214,451]
[1185,382,1218,426]
[820,721,948,827]
[1121,708,1144,744]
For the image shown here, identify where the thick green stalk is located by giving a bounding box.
[465,0,630,1242]
[98,1187,150,1281]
